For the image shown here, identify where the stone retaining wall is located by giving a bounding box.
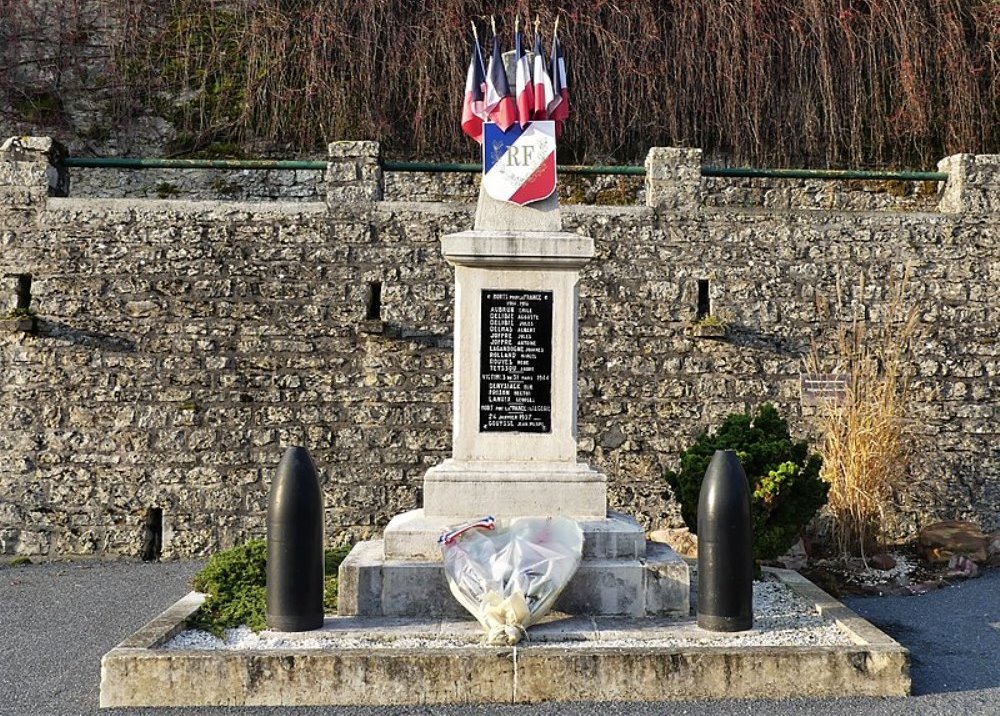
[1,138,997,559]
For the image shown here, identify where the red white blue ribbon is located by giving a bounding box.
[438,515,497,545]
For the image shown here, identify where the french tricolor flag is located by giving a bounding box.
[514,22,533,128]
[548,30,569,137]
[531,30,554,121]
[484,27,517,132]
[461,33,487,143]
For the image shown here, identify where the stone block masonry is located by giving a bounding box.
[0,138,997,559]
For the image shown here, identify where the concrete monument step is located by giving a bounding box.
[383,509,648,560]
[337,539,689,619]
[421,460,608,520]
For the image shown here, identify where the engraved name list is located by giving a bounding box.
[479,290,553,433]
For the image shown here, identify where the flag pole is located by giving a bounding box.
[471,20,484,73]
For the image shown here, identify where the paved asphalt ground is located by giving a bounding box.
[1,560,997,716]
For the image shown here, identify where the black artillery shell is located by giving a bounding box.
[697,449,753,632]
[266,446,324,631]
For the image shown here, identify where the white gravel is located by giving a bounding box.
[669,580,850,648]
[163,578,853,651]
[847,553,918,587]
[166,627,474,650]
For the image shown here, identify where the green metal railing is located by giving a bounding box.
[699,166,947,182]
[381,160,478,173]
[62,156,947,182]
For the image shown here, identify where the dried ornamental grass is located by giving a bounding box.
[807,274,919,559]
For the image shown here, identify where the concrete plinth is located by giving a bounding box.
[99,570,911,707]
[338,539,688,619]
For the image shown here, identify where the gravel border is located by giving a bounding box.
[164,578,852,651]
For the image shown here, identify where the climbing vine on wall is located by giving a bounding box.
[1,0,997,165]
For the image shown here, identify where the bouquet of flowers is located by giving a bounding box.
[440,515,584,645]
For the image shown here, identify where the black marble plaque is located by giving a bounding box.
[479,290,553,433]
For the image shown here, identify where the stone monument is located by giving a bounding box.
[338,123,688,619]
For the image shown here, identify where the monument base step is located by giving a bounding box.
[337,539,689,619]
[383,509,648,560]
[422,459,608,519]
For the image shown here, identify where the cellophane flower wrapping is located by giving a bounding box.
[440,515,584,645]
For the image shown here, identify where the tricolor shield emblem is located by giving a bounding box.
[482,120,557,206]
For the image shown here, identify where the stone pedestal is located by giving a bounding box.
[339,532,688,618]
[424,230,606,519]
[339,186,689,619]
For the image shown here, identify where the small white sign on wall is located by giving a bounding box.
[800,373,851,406]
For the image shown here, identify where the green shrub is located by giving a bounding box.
[190,539,353,635]
[323,545,352,615]
[191,539,268,634]
[664,404,827,562]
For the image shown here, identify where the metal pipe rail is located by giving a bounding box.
[61,156,947,182]
[699,166,947,182]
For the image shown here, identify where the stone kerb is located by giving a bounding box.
[0,136,69,209]
[937,153,1000,213]
[644,147,703,211]
[326,140,384,206]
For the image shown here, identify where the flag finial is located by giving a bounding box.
[553,16,560,36]
[471,20,479,42]
[491,15,497,35]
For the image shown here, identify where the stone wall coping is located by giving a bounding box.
[694,205,953,220]
[563,204,656,218]
[32,194,970,223]
[377,201,473,216]
[45,197,328,217]
[37,196,963,223]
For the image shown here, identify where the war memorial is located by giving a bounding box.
[0,11,997,709]
[93,27,912,706]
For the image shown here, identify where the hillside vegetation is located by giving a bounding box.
[1,0,997,166]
